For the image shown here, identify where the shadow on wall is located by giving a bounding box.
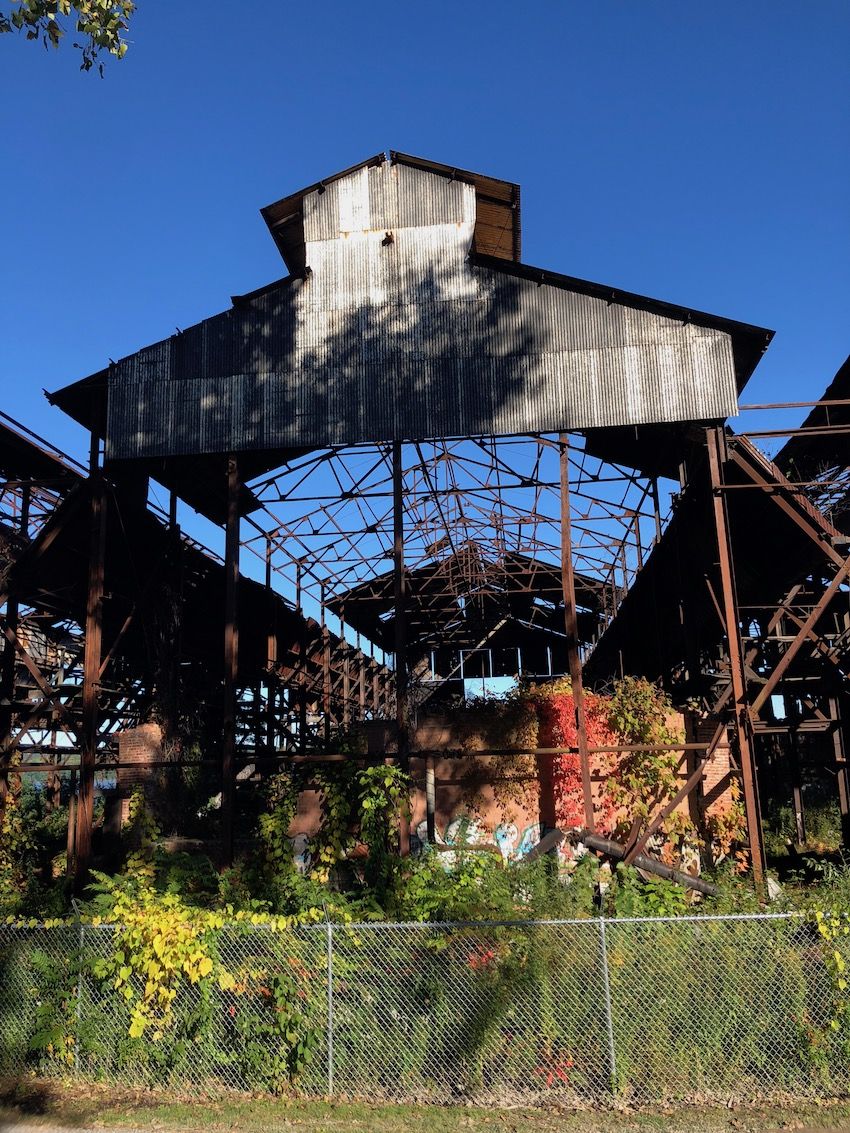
[110,256,536,460]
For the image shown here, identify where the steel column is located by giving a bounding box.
[706,426,765,885]
[392,440,410,854]
[559,434,595,832]
[830,697,850,847]
[321,588,331,744]
[265,537,277,765]
[393,441,409,759]
[221,455,240,867]
[0,485,28,807]
[75,440,107,887]
[750,557,850,716]
[788,722,807,845]
[0,599,18,808]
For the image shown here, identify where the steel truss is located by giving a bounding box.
[6,395,850,890]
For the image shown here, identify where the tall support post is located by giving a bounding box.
[0,604,19,811]
[221,455,240,868]
[787,716,807,846]
[341,606,350,729]
[651,478,663,544]
[829,697,850,847]
[0,485,28,807]
[392,440,410,854]
[75,435,107,888]
[321,586,331,744]
[299,678,308,751]
[265,536,277,767]
[66,769,77,876]
[358,633,366,719]
[393,441,408,756]
[559,434,595,832]
[374,666,385,720]
[706,426,765,886]
[296,620,307,751]
[163,487,184,751]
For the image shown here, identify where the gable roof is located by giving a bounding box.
[48,153,773,490]
[261,150,521,273]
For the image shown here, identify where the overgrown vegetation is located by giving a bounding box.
[3,676,850,1095]
[0,772,72,918]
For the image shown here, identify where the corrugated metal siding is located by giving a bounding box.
[105,160,739,460]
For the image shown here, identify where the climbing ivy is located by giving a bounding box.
[310,762,358,882]
[256,772,299,882]
[84,870,325,1074]
[357,763,411,898]
[812,909,850,1037]
[0,787,32,912]
[123,786,161,885]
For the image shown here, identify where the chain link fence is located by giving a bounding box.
[0,913,845,1103]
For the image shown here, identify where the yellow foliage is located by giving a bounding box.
[89,878,321,1043]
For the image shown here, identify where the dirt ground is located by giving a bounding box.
[2,1079,850,1133]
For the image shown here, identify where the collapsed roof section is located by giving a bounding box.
[49,153,772,487]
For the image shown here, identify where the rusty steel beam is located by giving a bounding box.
[623,723,726,865]
[75,452,107,888]
[221,455,240,868]
[0,596,19,807]
[0,589,18,802]
[829,697,850,846]
[18,481,85,567]
[0,619,80,738]
[750,556,850,717]
[0,482,26,806]
[728,441,846,568]
[392,441,409,759]
[264,537,278,762]
[774,606,846,674]
[706,426,765,886]
[572,830,719,897]
[392,441,410,854]
[559,434,594,832]
[321,590,331,743]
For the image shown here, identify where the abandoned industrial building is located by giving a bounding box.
[3,149,850,891]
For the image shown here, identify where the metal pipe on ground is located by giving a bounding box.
[570,829,719,897]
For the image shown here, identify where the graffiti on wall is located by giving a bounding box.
[412,814,585,873]
[287,813,589,875]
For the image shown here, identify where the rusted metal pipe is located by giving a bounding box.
[570,829,719,897]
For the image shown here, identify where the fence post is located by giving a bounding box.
[326,919,334,1096]
[71,898,84,1075]
[598,917,617,1093]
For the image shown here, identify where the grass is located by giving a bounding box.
[2,1080,850,1133]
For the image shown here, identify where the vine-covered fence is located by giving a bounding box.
[0,914,845,1103]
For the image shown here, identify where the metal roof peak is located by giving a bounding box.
[261,151,522,272]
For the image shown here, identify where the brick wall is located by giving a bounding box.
[114,722,163,826]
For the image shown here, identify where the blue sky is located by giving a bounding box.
[2,0,848,465]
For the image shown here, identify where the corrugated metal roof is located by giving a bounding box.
[260,150,521,273]
[50,156,773,462]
